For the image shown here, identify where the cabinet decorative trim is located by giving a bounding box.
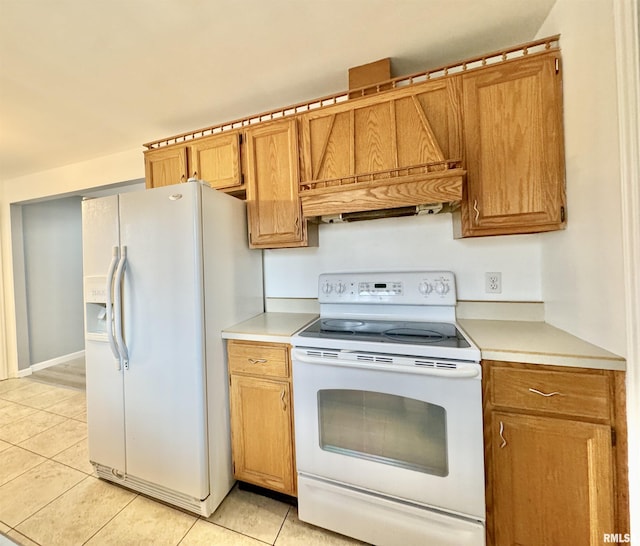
[300,161,464,217]
[143,36,560,151]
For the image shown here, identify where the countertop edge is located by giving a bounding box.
[222,331,296,344]
[479,349,626,371]
[222,313,626,372]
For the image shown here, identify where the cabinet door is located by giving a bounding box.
[489,412,614,546]
[245,119,306,248]
[460,52,566,236]
[230,375,296,495]
[144,145,188,188]
[188,132,242,190]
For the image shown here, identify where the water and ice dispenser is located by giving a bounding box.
[84,276,108,340]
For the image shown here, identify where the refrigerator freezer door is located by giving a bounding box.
[119,183,209,499]
[82,195,126,472]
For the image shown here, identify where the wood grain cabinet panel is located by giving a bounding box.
[144,145,188,188]
[227,340,297,496]
[188,132,242,190]
[227,341,289,378]
[298,77,464,217]
[457,51,566,237]
[244,118,308,248]
[484,361,628,546]
[144,132,242,191]
[489,412,614,546]
[490,366,611,420]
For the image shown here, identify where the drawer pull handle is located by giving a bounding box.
[528,388,562,397]
[248,358,268,364]
[280,389,287,411]
[499,421,507,449]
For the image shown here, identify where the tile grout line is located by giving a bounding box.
[11,474,93,534]
[0,380,91,544]
[272,505,293,545]
[80,490,140,545]
[175,517,199,545]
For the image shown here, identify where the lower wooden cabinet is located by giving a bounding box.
[483,361,629,546]
[227,340,296,496]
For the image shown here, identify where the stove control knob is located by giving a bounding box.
[435,280,450,295]
[335,282,347,294]
[418,281,433,295]
[321,281,333,295]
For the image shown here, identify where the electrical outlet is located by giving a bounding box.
[485,272,502,294]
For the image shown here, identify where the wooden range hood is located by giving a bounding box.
[297,57,465,220]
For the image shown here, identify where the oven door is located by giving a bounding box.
[292,348,485,520]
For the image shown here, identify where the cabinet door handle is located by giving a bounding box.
[499,421,507,449]
[280,389,287,411]
[248,358,268,364]
[192,171,198,179]
[528,388,562,397]
[473,199,480,222]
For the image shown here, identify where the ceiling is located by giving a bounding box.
[0,0,556,181]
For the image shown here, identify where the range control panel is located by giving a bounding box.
[318,271,457,306]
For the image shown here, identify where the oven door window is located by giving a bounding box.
[317,389,448,477]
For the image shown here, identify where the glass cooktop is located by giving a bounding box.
[297,318,472,349]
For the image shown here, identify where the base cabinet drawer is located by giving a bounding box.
[228,340,290,378]
[489,366,611,420]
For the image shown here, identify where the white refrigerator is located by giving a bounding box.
[81,181,263,516]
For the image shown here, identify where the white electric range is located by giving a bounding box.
[291,271,485,546]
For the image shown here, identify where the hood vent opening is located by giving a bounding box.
[319,202,458,224]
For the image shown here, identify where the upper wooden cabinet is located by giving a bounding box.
[455,51,566,237]
[244,118,310,248]
[143,37,566,243]
[298,78,465,217]
[144,145,188,188]
[144,131,243,191]
[189,132,242,190]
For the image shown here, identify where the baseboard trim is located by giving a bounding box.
[21,350,86,377]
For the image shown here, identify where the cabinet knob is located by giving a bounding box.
[280,389,287,411]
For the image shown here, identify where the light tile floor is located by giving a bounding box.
[0,378,365,546]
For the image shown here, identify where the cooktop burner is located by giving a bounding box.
[292,271,480,361]
[297,318,471,348]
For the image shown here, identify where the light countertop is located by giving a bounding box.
[222,312,318,344]
[222,313,626,371]
[459,319,626,371]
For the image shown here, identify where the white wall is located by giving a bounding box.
[537,0,627,357]
[20,197,84,366]
[0,147,143,377]
[264,214,543,301]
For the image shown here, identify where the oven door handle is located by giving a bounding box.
[291,349,481,379]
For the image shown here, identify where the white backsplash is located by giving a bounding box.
[264,297,544,322]
[263,214,543,302]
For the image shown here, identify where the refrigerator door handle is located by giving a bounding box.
[114,245,129,369]
[106,246,122,369]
